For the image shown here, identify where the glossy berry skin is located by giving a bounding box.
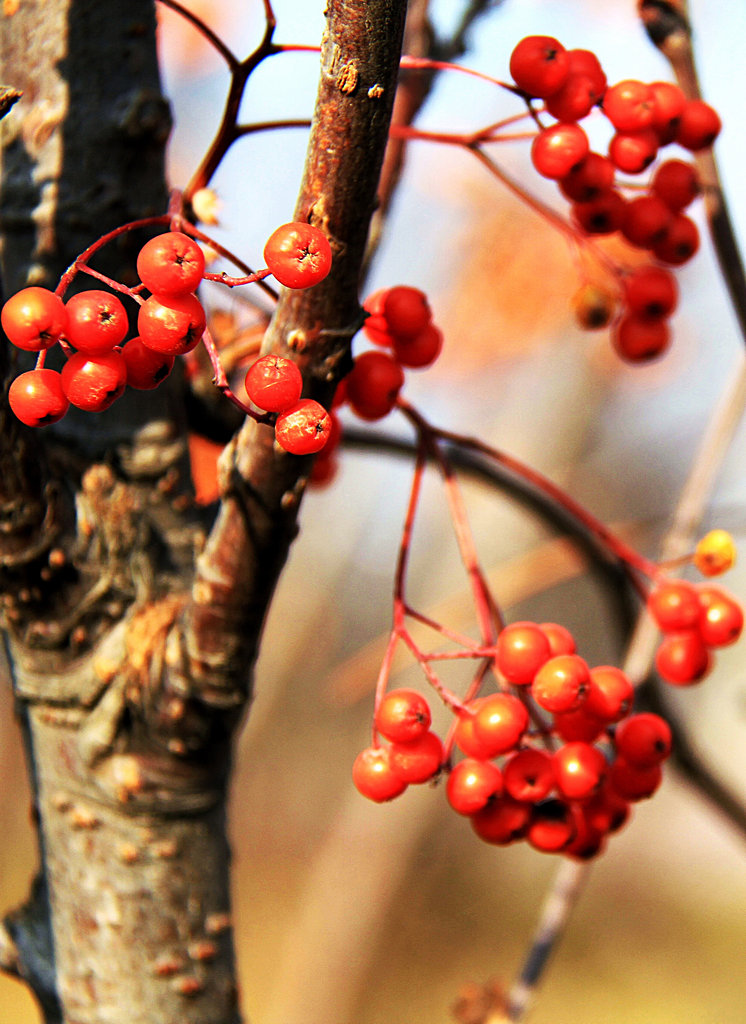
[553,708,605,743]
[383,286,431,339]
[503,748,554,803]
[138,292,206,355]
[675,99,721,150]
[584,665,634,723]
[446,759,503,816]
[608,757,662,801]
[61,350,127,412]
[539,622,576,657]
[559,152,615,203]
[9,369,69,427]
[614,712,671,769]
[526,799,576,852]
[495,621,551,685]
[345,350,404,421]
[472,693,530,757]
[509,36,569,99]
[572,191,626,236]
[263,222,332,290]
[352,746,407,802]
[648,579,701,632]
[608,128,658,174]
[1,287,68,352]
[603,80,654,131]
[652,160,700,211]
[471,796,531,845]
[624,266,678,319]
[454,701,502,760]
[697,587,744,647]
[531,123,589,179]
[362,289,394,347]
[388,730,444,784]
[655,629,711,685]
[531,653,590,713]
[652,214,699,266]
[122,337,174,390]
[64,290,129,355]
[552,741,607,801]
[392,323,443,369]
[648,81,687,143]
[694,530,736,576]
[245,355,303,412]
[137,231,205,297]
[375,688,431,743]
[621,196,672,249]
[274,399,331,455]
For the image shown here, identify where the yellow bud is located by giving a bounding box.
[191,187,221,226]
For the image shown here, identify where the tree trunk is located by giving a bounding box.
[0,1,407,1022]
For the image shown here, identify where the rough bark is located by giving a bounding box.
[0,1,408,1022]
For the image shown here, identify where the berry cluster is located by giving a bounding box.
[508,35,721,362]
[354,529,742,859]
[2,222,333,429]
[244,354,332,455]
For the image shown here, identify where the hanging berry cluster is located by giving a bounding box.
[508,34,720,362]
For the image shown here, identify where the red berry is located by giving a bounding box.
[531,123,589,179]
[375,688,431,743]
[697,587,744,647]
[621,195,672,249]
[138,292,206,355]
[603,80,654,131]
[648,579,701,631]
[612,314,670,362]
[539,622,576,657]
[446,759,503,816]
[346,350,404,421]
[509,36,569,99]
[383,286,431,339]
[388,730,444,784]
[8,368,69,427]
[122,337,174,390]
[531,653,590,713]
[503,748,554,803]
[584,665,634,723]
[559,152,615,203]
[61,350,127,412]
[471,796,531,845]
[572,190,627,236]
[1,287,68,352]
[392,323,443,368]
[652,213,699,265]
[552,741,607,801]
[608,128,659,174]
[64,290,130,354]
[244,354,303,412]
[472,692,530,757]
[454,700,500,760]
[362,289,394,347]
[495,621,552,685]
[553,707,605,743]
[651,159,700,211]
[614,712,672,769]
[137,231,205,297]
[545,72,599,122]
[675,99,721,151]
[564,49,606,101]
[624,266,678,319]
[648,81,687,143]
[352,746,407,802]
[263,222,332,289]
[608,757,662,801]
[527,799,576,852]
[655,629,711,685]
[274,399,331,455]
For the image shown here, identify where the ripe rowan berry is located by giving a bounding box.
[608,757,662,801]
[503,747,554,803]
[495,621,552,685]
[647,579,701,632]
[584,665,634,723]
[526,799,576,852]
[531,653,590,713]
[648,81,687,143]
[675,99,721,151]
[613,712,671,769]
[138,292,206,355]
[572,190,626,235]
[608,128,659,174]
[274,399,332,455]
[362,289,394,346]
[545,72,598,122]
[539,622,577,657]
[263,222,332,289]
[64,290,130,354]
[621,196,672,249]
[603,80,655,132]
[8,368,69,427]
[655,629,711,685]
[137,231,206,297]
[652,213,699,265]
[345,350,404,421]
[623,266,678,319]
[558,152,615,203]
[1,287,68,352]
[531,123,589,179]
[122,337,174,390]
[552,707,605,743]
[651,159,700,211]
[61,350,128,412]
[509,36,569,99]
[454,700,501,760]
[352,746,407,802]
[388,730,444,784]
[244,354,303,412]
[697,587,744,647]
[612,313,670,362]
[375,688,431,744]
[392,323,443,368]
[472,692,530,756]
[552,741,607,801]
[383,286,431,339]
[446,759,503,816]
[471,795,531,845]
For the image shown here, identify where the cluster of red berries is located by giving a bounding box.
[2,222,332,429]
[341,285,443,422]
[354,530,742,858]
[244,354,333,456]
[354,623,666,860]
[508,35,721,362]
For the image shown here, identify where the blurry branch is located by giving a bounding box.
[639,0,746,345]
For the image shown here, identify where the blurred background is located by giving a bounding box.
[2,1,746,1021]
